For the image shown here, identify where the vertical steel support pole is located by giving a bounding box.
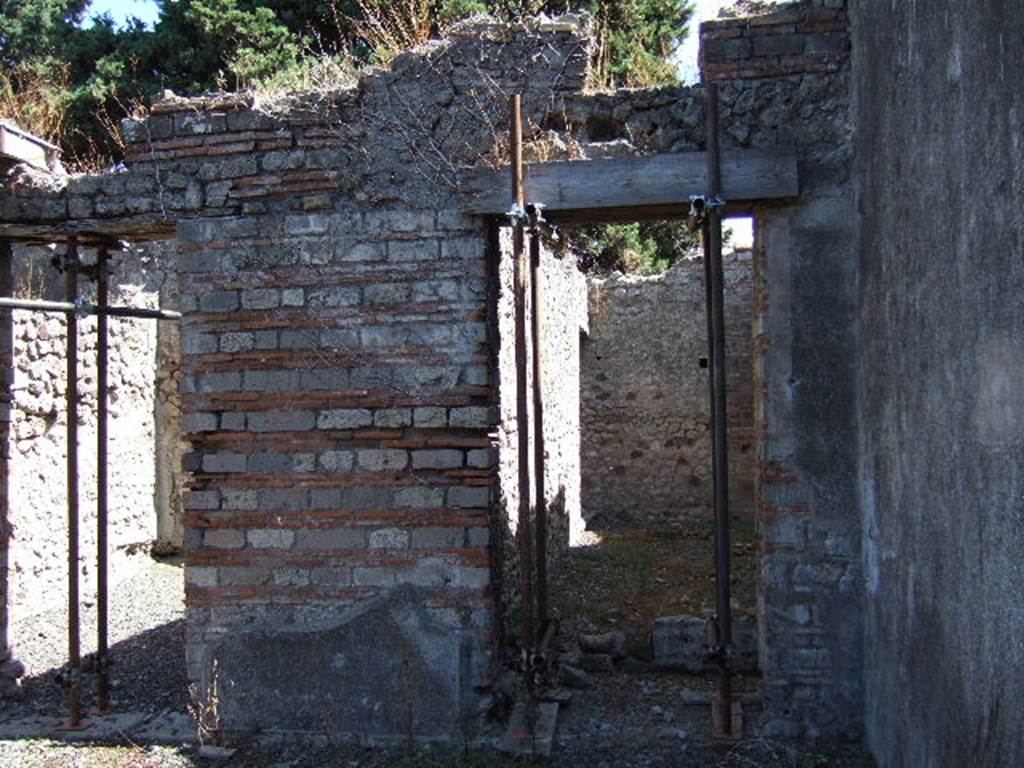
[511,94,535,649]
[64,238,84,728]
[704,83,735,737]
[95,247,111,714]
[529,227,548,631]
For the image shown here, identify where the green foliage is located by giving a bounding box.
[0,0,691,174]
[568,219,699,275]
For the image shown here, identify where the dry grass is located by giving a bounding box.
[351,0,435,63]
[0,64,69,148]
[553,519,759,656]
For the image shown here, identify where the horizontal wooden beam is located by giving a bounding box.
[459,148,798,220]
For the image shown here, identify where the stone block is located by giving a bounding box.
[243,370,299,393]
[319,450,354,472]
[394,486,445,508]
[186,566,218,588]
[447,485,489,508]
[414,407,447,428]
[358,449,408,471]
[280,329,317,350]
[220,412,246,431]
[248,529,296,549]
[246,452,292,473]
[307,286,361,308]
[364,283,412,305]
[196,371,241,393]
[202,452,247,473]
[412,450,463,469]
[285,213,330,235]
[259,488,309,511]
[281,288,305,307]
[248,409,315,432]
[318,408,373,430]
[222,489,258,510]
[411,526,462,549]
[294,526,366,550]
[369,528,410,549]
[752,34,805,58]
[374,408,413,428]
[219,332,255,353]
[205,529,246,550]
[241,288,280,310]
[199,290,239,313]
[388,239,439,262]
[448,406,491,428]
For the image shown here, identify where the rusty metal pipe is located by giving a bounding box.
[511,93,535,649]
[704,82,735,737]
[95,247,110,714]
[0,297,181,320]
[64,238,83,728]
[529,224,549,631]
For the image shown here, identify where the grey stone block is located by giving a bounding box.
[248,409,315,432]
[205,529,245,550]
[199,290,239,313]
[243,370,299,393]
[317,408,373,429]
[412,450,463,469]
[447,486,489,508]
[369,527,410,549]
[448,406,491,428]
[410,526,461,549]
[202,452,247,473]
[394,486,444,508]
[414,407,447,428]
[374,408,412,428]
[241,288,280,310]
[294,527,366,550]
[358,449,408,471]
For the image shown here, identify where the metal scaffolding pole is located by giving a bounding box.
[95,247,110,714]
[511,93,535,651]
[703,82,737,739]
[61,238,86,730]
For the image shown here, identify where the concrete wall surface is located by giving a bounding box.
[853,1,1024,765]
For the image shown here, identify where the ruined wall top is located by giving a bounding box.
[0,1,850,241]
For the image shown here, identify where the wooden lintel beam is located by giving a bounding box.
[459,148,798,217]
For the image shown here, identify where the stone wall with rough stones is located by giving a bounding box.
[0,1,861,742]
[2,242,180,641]
[581,249,754,532]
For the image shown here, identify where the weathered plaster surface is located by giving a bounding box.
[854,1,1024,764]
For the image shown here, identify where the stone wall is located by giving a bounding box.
[853,1,1024,765]
[495,227,588,633]
[0,1,861,742]
[580,249,754,531]
[1,242,181,638]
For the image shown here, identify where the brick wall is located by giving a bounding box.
[580,250,755,531]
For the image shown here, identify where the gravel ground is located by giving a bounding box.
[0,549,874,767]
[1,555,187,720]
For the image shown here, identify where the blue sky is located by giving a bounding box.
[85,0,160,27]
